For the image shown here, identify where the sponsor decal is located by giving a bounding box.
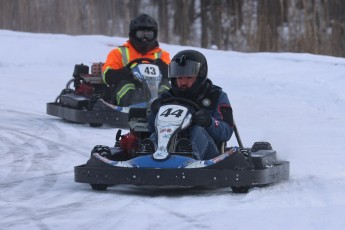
[160,128,172,133]
[211,148,237,162]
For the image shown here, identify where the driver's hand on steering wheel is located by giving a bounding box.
[193,109,212,127]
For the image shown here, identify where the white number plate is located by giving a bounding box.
[137,64,160,79]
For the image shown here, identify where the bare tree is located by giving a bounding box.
[200,0,209,48]
[209,0,222,49]
[0,0,344,57]
[255,0,284,51]
[173,0,194,45]
[156,0,169,43]
[328,0,345,57]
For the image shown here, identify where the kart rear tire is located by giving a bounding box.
[231,186,250,193]
[90,184,108,191]
[251,142,272,152]
[89,123,103,127]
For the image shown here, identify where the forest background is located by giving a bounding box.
[1,0,344,57]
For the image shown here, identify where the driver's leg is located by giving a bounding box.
[189,126,219,160]
[113,80,136,106]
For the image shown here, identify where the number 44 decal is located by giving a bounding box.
[160,108,184,118]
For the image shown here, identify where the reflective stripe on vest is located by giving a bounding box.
[154,51,162,59]
[118,47,162,66]
[118,46,130,66]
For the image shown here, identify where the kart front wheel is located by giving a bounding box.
[90,184,108,191]
[89,123,103,127]
[231,186,249,193]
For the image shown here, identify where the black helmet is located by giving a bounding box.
[129,14,158,35]
[129,14,158,54]
[169,50,208,99]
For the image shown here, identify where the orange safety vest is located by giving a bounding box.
[102,41,170,82]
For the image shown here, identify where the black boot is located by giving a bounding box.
[137,138,155,154]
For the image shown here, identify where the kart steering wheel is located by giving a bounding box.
[161,97,200,113]
[125,58,156,69]
[124,58,159,91]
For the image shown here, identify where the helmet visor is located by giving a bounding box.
[168,60,201,78]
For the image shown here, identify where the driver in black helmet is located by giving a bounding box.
[102,14,171,106]
[145,50,234,160]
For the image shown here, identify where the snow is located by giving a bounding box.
[1,29,345,230]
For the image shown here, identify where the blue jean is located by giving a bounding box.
[150,125,220,160]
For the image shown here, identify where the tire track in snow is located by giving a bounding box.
[136,198,210,230]
[0,192,139,230]
[0,206,49,230]
[0,108,85,202]
[0,108,88,229]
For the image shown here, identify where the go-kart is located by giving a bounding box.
[46,58,162,128]
[74,97,290,193]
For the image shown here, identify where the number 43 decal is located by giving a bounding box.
[144,66,156,75]
[160,108,184,118]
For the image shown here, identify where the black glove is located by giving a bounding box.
[103,68,132,86]
[193,109,212,127]
[158,80,171,94]
[154,58,168,78]
[91,145,111,157]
